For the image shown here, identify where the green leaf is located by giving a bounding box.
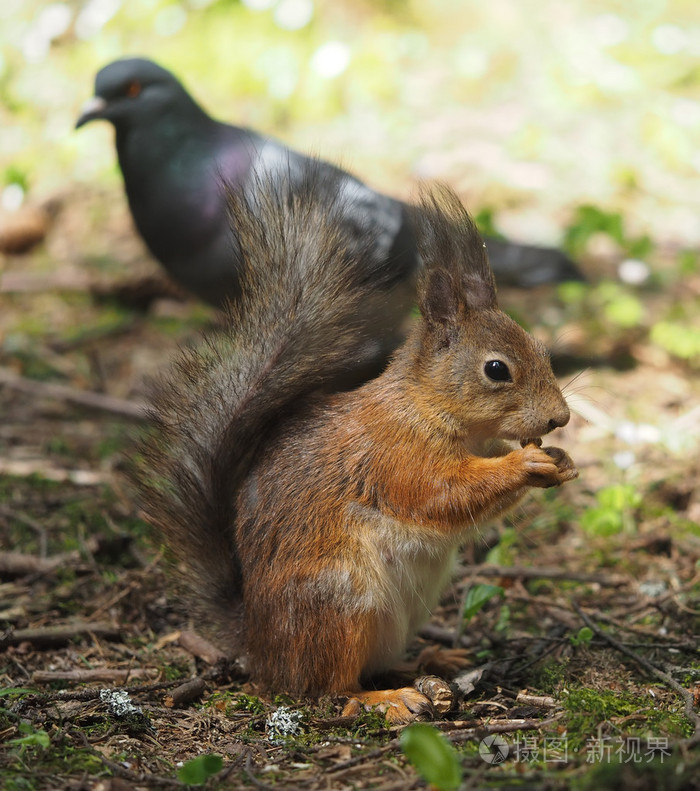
[177,754,223,785]
[8,729,50,749]
[570,626,594,646]
[462,583,504,622]
[400,724,462,791]
[0,688,37,697]
[603,292,644,328]
[474,206,504,239]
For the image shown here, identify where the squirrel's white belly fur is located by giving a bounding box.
[346,502,464,674]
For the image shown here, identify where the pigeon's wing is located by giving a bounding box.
[250,141,420,288]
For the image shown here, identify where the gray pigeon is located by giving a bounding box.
[76,58,582,310]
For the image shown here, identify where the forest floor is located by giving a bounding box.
[1,185,699,790]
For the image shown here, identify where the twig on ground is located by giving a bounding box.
[0,551,59,576]
[461,564,627,587]
[164,677,206,708]
[88,579,142,621]
[435,714,564,742]
[0,621,120,648]
[178,630,227,665]
[0,458,109,485]
[32,668,158,684]
[0,367,146,420]
[625,574,700,617]
[0,535,126,579]
[515,692,558,708]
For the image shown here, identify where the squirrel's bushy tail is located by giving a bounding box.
[135,167,408,629]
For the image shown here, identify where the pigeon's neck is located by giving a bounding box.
[116,103,210,157]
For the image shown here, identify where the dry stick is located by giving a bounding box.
[445,714,564,743]
[0,535,118,580]
[24,679,182,705]
[32,668,158,684]
[178,630,226,665]
[461,564,627,587]
[0,622,120,648]
[515,692,558,708]
[571,600,700,745]
[163,676,206,708]
[0,367,146,420]
[0,551,59,576]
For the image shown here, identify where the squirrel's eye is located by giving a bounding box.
[484,360,511,382]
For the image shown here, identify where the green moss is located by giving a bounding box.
[232,693,267,714]
[531,659,571,694]
[563,687,694,751]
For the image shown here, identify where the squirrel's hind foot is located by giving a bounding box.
[342,672,457,724]
[342,687,433,724]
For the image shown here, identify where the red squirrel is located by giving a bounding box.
[137,172,578,723]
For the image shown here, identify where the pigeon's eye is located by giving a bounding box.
[126,80,142,98]
[484,360,511,382]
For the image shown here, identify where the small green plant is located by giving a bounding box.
[233,693,266,714]
[650,320,700,364]
[177,754,223,785]
[462,583,505,622]
[581,484,641,536]
[474,206,505,239]
[563,204,652,259]
[400,723,462,791]
[7,722,50,750]
[570,626,594,647]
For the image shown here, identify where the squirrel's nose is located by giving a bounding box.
[548,405,570,431]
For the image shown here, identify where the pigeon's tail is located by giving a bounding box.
[134,167,404,644]
[483,237,584,288]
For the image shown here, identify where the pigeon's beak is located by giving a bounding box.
[75,96,108,129]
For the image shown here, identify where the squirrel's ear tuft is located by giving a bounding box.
[411,185,498,312]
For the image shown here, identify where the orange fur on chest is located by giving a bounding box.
[234,384,529,694]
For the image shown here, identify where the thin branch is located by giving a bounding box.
[163,677,206,708]
[0,622,120,648]
[0,367,146,420]
[461,564,627,587]
[32,668,158,684]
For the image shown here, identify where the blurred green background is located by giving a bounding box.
[1,0,698,254]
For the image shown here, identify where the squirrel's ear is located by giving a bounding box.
[461,268,497,311]
[421,268,460,345]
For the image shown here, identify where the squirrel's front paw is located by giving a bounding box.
[520,444,578,488]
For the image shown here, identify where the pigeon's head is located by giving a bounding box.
[76,58,201,130]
